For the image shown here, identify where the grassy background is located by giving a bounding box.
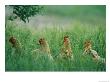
[5,5,106,71]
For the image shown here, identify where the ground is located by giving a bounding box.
[5,5,106,71]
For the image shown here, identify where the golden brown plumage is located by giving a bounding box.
[32,38,53,60]
[9,36,22,54]
[60,36,73,59]
[83,40,105,64]
[9,36,22,49]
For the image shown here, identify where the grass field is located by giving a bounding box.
[5,5,106,71]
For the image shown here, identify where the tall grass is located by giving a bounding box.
[5,20,106,71]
